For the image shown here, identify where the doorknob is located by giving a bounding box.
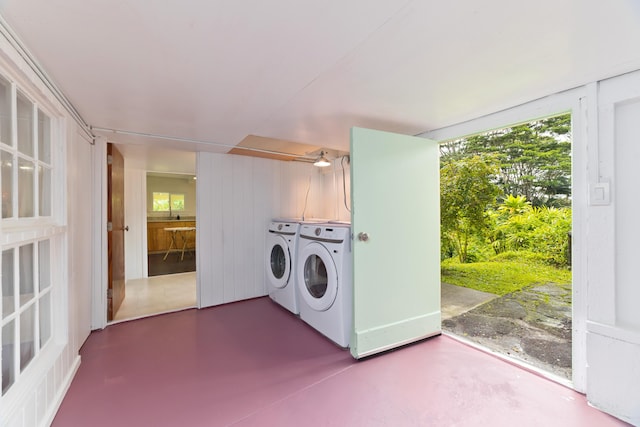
[357,232,369,242]
[123,225,129,232]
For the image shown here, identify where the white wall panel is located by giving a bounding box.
[252,158,274,297]
[196,153,224,307]
[613,99,640,330]
[275,161,325,220]
[320,157,351,221]
[221,156,236,302]
[587,330,640,425]
[124,167,147,280]
[585,70,640,426]
[67,127,93,350]
[196,153,317,308]
[232,155,254,301]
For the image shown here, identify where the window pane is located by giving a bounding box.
[0,76,10,146]
[170,194,185,211]
[18,157,34,218]
[16,92,33,157]
[20,304,35,372]
[38,240,51,291]
[153,192,169,211]
[38,109,51,164]
[2,320,15,395]
[39,292,51,348]
[38,165,51,216]
[19,243,34,306]
[2,249,15,318]
[1,150,12,218]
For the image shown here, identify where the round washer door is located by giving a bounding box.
[266,234,291,289]
[297,242,338,311]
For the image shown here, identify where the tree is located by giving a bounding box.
[440,115,571,208]
[441,155,501,263]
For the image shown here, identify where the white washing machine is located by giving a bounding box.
[296,223,352,348]
[265,220,301,314]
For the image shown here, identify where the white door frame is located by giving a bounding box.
[422,86,589,393]
[91,136,108,330]
[90,137,199,329]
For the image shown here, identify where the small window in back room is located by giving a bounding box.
[170,194,184,211]
[152,192,169,211]
[152,192,184,212]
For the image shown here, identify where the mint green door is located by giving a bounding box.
[350,127,440,359]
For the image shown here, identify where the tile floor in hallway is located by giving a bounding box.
[113,272,196,322]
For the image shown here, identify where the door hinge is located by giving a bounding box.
[107,288,113,298]
[107,222,113,232]
[107,154,113,165]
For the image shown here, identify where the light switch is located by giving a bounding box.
[589,182,611,206]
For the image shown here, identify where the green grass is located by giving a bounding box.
[441,258,572,296]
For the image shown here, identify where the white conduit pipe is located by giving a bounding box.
[90,126,320,161]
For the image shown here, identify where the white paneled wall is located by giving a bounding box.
[124,167,148,280]
[319,156,351,221]
[585,70,640,426]
[196,153,324,308]
[67,128,93,357]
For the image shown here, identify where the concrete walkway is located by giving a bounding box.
[441,282,497,320]
[441,281,573,380]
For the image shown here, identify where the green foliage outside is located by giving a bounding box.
[490,203,572,267]
[153,192,170,211]
[441,255,572,296]
[440,115,571,208]
[440,155,501,263]
[440,115,572,295]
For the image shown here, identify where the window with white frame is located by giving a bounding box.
[1,72,58,396]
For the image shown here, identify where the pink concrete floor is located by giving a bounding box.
[53,297,628,426]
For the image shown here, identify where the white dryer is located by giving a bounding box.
[265,220,300,314]
[296,223,352,348]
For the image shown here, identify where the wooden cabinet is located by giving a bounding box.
[147,221,196,253]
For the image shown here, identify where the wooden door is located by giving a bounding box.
[107,143,126,321]
[350,127,441,359]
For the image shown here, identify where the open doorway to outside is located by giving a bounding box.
[108,145,197,323]
[439,114,572,382]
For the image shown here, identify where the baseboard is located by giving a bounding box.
[351,311,441,358]
[41,354,81,427]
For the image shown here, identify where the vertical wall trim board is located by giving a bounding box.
[40,355,81,427]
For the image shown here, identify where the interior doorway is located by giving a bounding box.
[438,114,573,382]
[107,145,198,323]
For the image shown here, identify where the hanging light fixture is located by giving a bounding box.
[313,151,331,167]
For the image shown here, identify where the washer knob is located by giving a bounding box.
[315,227,321,236]
[277,223,283,230]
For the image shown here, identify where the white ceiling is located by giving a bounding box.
[1,1,640,172]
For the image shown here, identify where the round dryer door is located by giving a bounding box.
[297,242,338,311]
[266,234,291,289]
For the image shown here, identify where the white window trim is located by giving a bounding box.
[0,62,68,412]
